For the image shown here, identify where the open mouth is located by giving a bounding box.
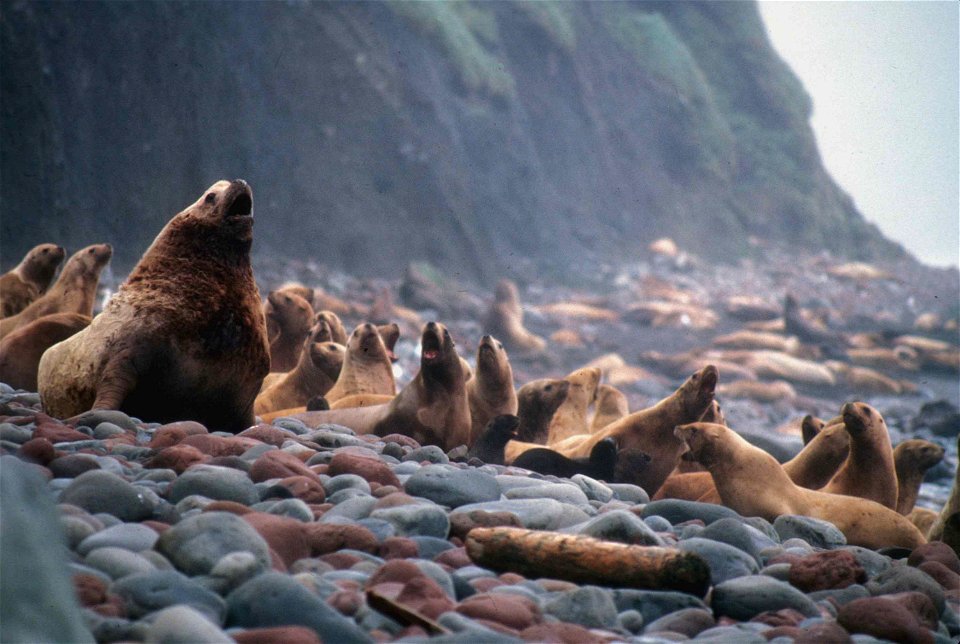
[225,188,253,219]
[421,332,442,362]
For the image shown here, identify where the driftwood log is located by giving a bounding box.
[465,526,710,597]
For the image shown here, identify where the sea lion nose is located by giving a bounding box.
[481,335,492,342]
[426,321,438,331]
[231,179,250,189]
[362,323,374,331]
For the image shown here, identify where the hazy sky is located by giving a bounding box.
[759,1,959,268]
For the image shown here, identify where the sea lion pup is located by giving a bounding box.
[513,437,619,481]
[821,402,897,509]
[263,289,314,372]
[289,321,471,451]
[590,384,629,432]
[514,378,570,444]
[324,323,398,404]
[545,367,601,444]
[314,310,348,345]
[467,414,520,465]
[675,422,926,549]
[894,439,945,515]
[538,366,718,496]
[483,279,546,355]
[0,244,112,339]
[0,243,65,317]
[38,180,269,431]
[466,335,518,445]
[0,313,90,390]
[254,339,344,415]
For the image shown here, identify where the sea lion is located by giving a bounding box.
[612,448,653,486]
[275,282,316,308]
[0,244,112,339]
[926,434,959,546]
[0,312,90,390]
[716,379,797,403]
[289,321,471,451]
[590,384,629,431]
[908,508,939,537]
[800,414,825,445]
[894,439,945,515]
[467,414,520,465]
[0,243,65,318]
[254,339,344,415]
[263,289,314,372]
[674,400,725,473]
[783,293,841,347]
[483,279,546,355]
[37,180,269,431]
[822,402,897,509]
[466,335,518,445]
[712,330,799,353]
[674,422,926,549]
[314,310,348,345]
[330,393,395,410]
[324,323,397,404]
[545,367,600,444]
[527,365,718,496]
[826,361,904,395]
[513,437,618,481]
[514,378,570,444]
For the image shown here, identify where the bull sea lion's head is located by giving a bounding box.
[164,180,255,257]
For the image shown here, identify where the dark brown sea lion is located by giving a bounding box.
[927,434,959,548]
[254,339,344,415]
[0,243,65,318]
[675,422,926,550]
[514,378,570,444]
[0,312,90,390]
[264,289,314,372]
[513,437,618,481]
[466,335,518,445]
[0,244,112,339]
[467,414,520,465]
[37,180,269,431]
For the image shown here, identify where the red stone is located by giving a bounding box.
[520,623,608,643]
[250,450,318,483]
[18,437,56,464]
[908,541,960,574]
[457,592,543,630]
[395,576,456,620]
[372,484,399,498]
[181,433,259,457]
[34,423,89,443]
[231,626,321,644]
[380,434,421,449]
[149,421,208,448]
[434,547,471,569]
[319,552,362,570]
[274,475,326,503]
[788,550,866,592]
[449,510,523,541]
[238,424,293,447]
[204,501,252,515]
[917,560,960,592]
[837,596,934,644]
[379,537,419,560]
[373,492,419,509]
[304,523,378,555]
[146,444,208,473]
[73,573,107,606]
[328,451,401,487]
[243,513,311,567]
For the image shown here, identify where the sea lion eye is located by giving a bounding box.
[205,193,216,204]
[88,248,95,254]
[545,385,552,391]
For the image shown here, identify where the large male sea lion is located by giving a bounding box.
[0,243,65,318]
[483,279,546,355]
[289,322,471,450]
[0,244,112,339]
[0,313,90,390]
[263,289,314,372]
[514,378,570,444]
[324,323,397,404]
[822,402,897,509]
[545,367,600,444]
[675,422,926,549]
[38,180,269,431]
[525,365,718,496]
[894,439,945,515]
[466,335,518,445]
[254,339,344,415]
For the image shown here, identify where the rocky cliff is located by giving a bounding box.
[1,1,904,282]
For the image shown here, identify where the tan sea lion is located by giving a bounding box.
[324,322,397,404]
[524,365,718,495]
[289,321,471,450]
[717,379,797,403]
[466,335,518,445]
[483,279,545,355]
[254,339,344,415]
[674,400,725,473]
[590,384,629,431]
[263,289,314,372]
[821,402,897,509]
[546,367,601,444]
[846,346,919,371]
[926,434,959,545]
[37,180,269,431]
[0,243,65,318]
[894,439,945,515]
[0,244,112,339]
[275,282,316,308]
[826,361,904,395]
[514,378,570,444]
[0,312,90,390]
[674,422,926,549]
[314,310,348,345]
[908,508,939,537]
[329,393,394,410]
[711,330,799,353]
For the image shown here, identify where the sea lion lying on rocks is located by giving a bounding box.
[38,180,269,432]
[0,243,65,318]
[513,437,618,481]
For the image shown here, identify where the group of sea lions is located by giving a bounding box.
[2,179,957,556]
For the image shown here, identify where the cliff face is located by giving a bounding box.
[1,1,903,282]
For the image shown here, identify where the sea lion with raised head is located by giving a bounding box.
[254,339,344,415]
[0,244,112,339]
[0,312,90,391]
[894,439,945,515]
[0,243,65,318]
[314,310,349,345]
[514,378,570,444]
[821,402,897,509]
[38,180,269,431]
[675,422,926,550]
[545,367,601,444]
[324,322,398,404]
[466,335,518,445]
[263,289,314,372]
[483,279,546,355]
[590,384,629,432]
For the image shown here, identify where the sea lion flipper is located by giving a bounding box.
[91,353,138,411]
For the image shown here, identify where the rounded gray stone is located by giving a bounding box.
[711,575,819,620]
[77,523,159,556]
[404,465,501,508]
[677,537,759,585]
[167,465,259,505]
[111,570,226,622]
[370,503,450,538]
[545,585,618,628]
[59,470,154,522]
[144,605,232,643]
[566,509,665,546]
[84,547,157,580]
[773,514,846,549]
[154,512,271,576]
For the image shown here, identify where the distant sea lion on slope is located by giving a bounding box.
[466,335,518,445]
[0,243,65,318]
[0,244,112,340]
[0,313,90,391]
[483,279,546,355]
[38,180,269,432]
[675,422,926,550]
